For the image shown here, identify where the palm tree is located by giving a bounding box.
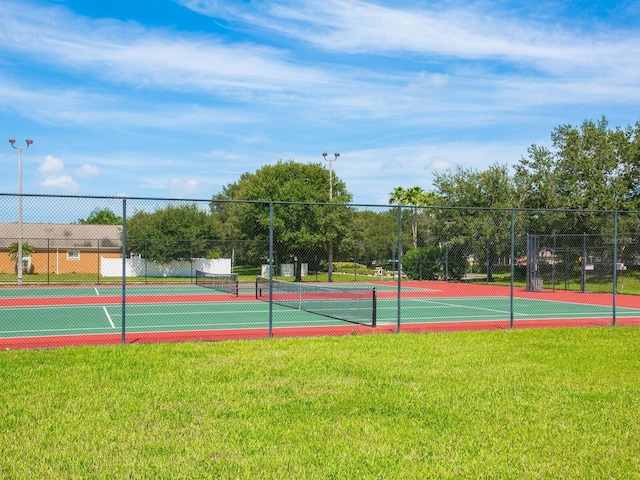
[418,191,441,248]
[7,242,34,273]
[388,186,407,206]
[390,186,442,248]
[405,186,426,249]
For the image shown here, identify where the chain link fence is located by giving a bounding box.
[1,193,639,348]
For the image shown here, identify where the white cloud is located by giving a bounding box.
[225,0,640,76]
[40,174,80,192]
[0,76,275,132]
[1,0,638,134]
[318,139,528,204]
[428,159,455,172]
[1,0,639,205]
[75,164,100,178]
[140,176,213,197]
[0,2,333,97]
[37,154,84,192]
[168,177,203,195]
[38,155,65,174]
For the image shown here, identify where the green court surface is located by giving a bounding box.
[393,296,640,323]
[2,290,640,340]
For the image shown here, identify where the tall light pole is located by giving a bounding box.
[322,152,340,282]
[9,138,33,286]
[322,152,339,200]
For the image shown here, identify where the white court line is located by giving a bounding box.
[103,306,115,328]
[94,287,100,296]
[402,298,526,316]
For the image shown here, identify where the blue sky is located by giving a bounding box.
[1,0,640,208]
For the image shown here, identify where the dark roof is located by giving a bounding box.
[0,223,122,250]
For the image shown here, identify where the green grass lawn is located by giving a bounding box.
[2,327,640,479]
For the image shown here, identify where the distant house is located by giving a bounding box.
[0,223,122,275]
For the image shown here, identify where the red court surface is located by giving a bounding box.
[1,280,639,349]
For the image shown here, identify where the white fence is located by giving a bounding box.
[279,263,308,277]
[101,257,231,277]
[261,263,308,277]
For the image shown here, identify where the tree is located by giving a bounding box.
[348,209,399,267]
[212,160,353,281]
[7,242,34,273]
[434,164,515,209]
[514,116,640,235]
[388,186,441,249]
[433,164,515,281]
[416,191,441,249]
[388,186,408,206]
[404,186,425,249]
[403,247,441,280]
[79,208,122,225]
[126,204,219,263]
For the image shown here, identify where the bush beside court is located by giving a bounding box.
[1,327,639,479]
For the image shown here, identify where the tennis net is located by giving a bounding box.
[195,271,239,296]
[255,276,376,327]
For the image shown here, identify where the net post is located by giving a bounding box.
[372,287,377,328]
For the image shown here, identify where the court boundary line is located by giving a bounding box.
[103,306,115,329]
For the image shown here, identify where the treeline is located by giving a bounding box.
[79,117,640,280]
[387,117,640,279]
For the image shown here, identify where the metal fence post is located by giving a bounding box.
[613,211,618,326]
[47,238,50,285]
[121,198,127,345]
[269,202,274,338]
[510,209,515,329]
[97,241,101,285]
[581,233,587,293]
[396,205,402,333]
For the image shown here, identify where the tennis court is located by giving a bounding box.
[1,280,640,349]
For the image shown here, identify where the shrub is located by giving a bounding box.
[403,248,442,280]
